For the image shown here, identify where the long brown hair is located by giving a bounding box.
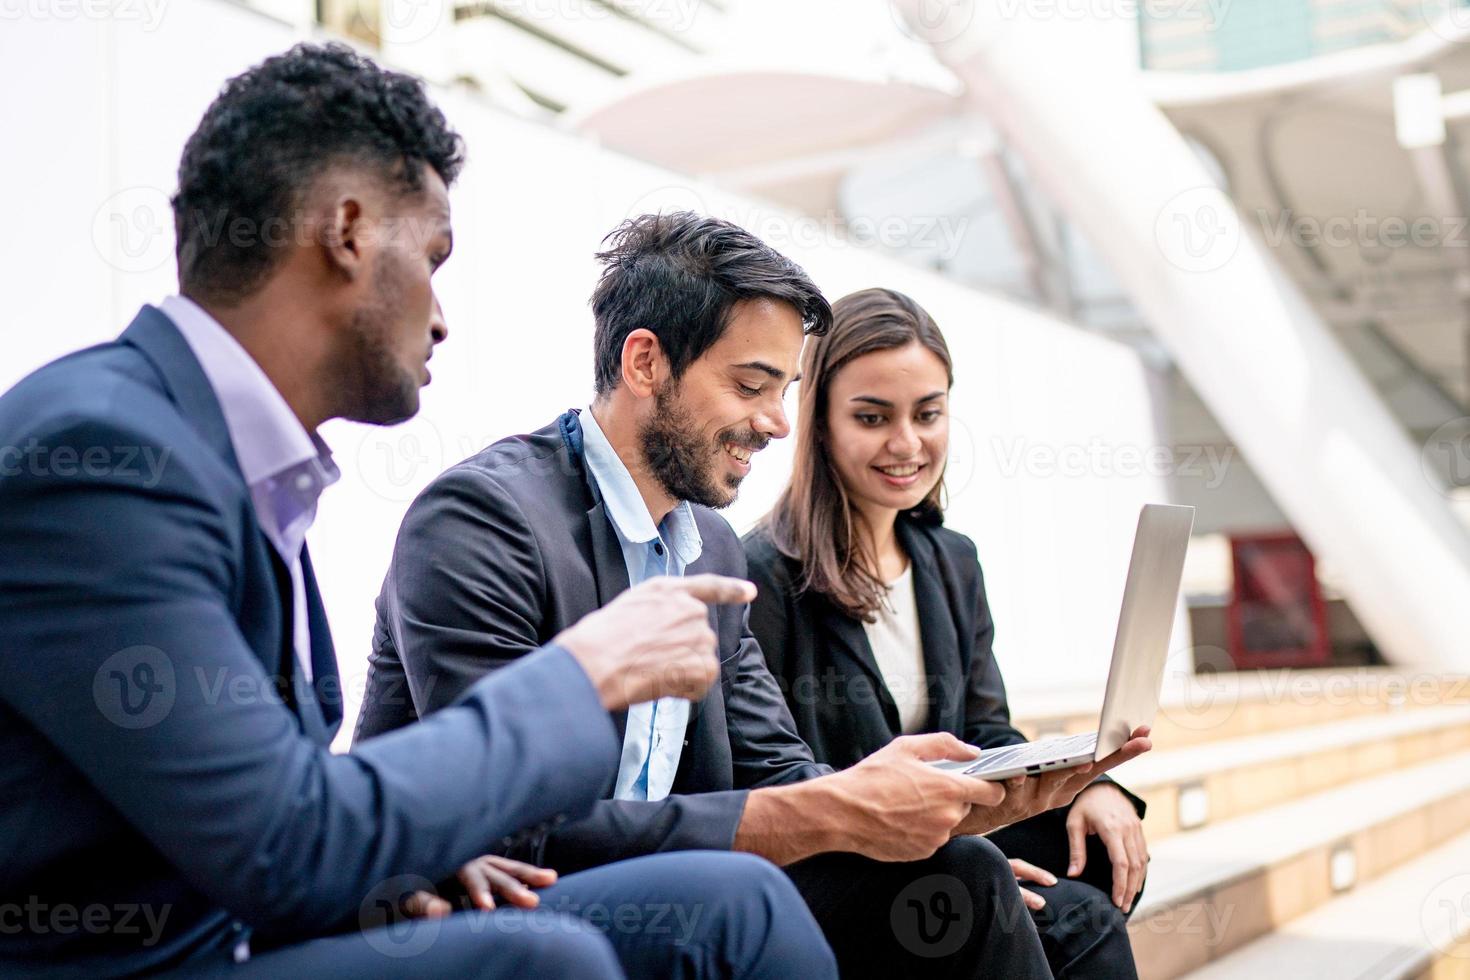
[763,288,954,621]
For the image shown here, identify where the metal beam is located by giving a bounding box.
[892,0,1470,670]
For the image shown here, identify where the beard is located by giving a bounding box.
[637,381,768,509]
[339,259,422,426]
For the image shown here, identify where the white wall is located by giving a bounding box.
[0,2,1187,747]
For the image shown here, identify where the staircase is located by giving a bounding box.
[1013,668,1470,979]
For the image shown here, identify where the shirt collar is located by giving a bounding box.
[579,406,702,565]
[160,295,338,491]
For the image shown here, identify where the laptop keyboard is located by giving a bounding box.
[966,731,1099,772]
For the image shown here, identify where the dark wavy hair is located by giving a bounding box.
[172,42,464,303]
[590,212,832,396]
[763,288,954,621]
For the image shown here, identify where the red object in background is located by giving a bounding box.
[1226,532,1331,669]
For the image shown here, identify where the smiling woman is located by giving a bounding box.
[759,287,954,618]
[745,287,1150,980]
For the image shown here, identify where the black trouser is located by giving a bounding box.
[785,834,1052,980]
[989,806,1140,980]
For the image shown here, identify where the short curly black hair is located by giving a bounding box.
[172,42,464,303]
[591,212,832,397]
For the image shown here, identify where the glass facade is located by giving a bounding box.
[1140,0,1469,71]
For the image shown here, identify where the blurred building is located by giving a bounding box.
[8,0,1180,708]
[22,0,1470,676]
[1141,0,1465,72]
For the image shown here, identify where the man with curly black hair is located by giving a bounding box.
[169,40,465,427]
[0,43,836,980]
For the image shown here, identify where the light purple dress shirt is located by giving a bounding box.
[160,295,340,685]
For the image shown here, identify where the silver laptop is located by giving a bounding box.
[930,503,1196,781]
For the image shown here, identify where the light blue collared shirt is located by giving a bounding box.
[579,406,703,802]
[161,295,340,683]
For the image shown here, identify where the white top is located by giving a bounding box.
[862,565,929,734]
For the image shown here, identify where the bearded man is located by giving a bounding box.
[356,212,1149,979]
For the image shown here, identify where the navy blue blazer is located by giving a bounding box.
[354,410,831,873]
[0,308,620,978]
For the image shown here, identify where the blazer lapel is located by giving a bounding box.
[263,540,298,713]
[302,546,342,737]
[119,305,243,479]
[586,497,632,743]
[899,520,966,734]
[586,498,632,609]
[123,306,302,706]
[678,552,715,736]
[562,410,633,741]
[262,538,333,745]
[823,603,901,736]
[122,306,335,742]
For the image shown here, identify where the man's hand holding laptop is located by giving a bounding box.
[952,725,1153,913]
[948,724,1152,839]
[756,732,1010,864]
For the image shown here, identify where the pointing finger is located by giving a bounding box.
[674,574,757,606]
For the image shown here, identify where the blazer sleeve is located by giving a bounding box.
[0,416,620,937]
[743,538,795,685]
[958,538,1145,817]
[380,464,554,715]
[352,611,419,740]
[723,601,832,790]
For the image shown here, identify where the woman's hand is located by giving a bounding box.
[1009,857,1057,911]
[1066,782,1149,913]
[402,855,559,918]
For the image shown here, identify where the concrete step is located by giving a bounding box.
[1122,704,1470,838]
[1129,749,1470,979]
[1176,827,1470,980]
[1012,667,1470,749]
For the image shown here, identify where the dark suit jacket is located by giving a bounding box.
[0,308,619,979]
[743,514,1142,814]
[355,410,831,872]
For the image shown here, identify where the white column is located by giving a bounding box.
[891,0,1470,669]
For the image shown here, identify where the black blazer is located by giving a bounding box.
[355,410,831,872]
[743,514,1141,813]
